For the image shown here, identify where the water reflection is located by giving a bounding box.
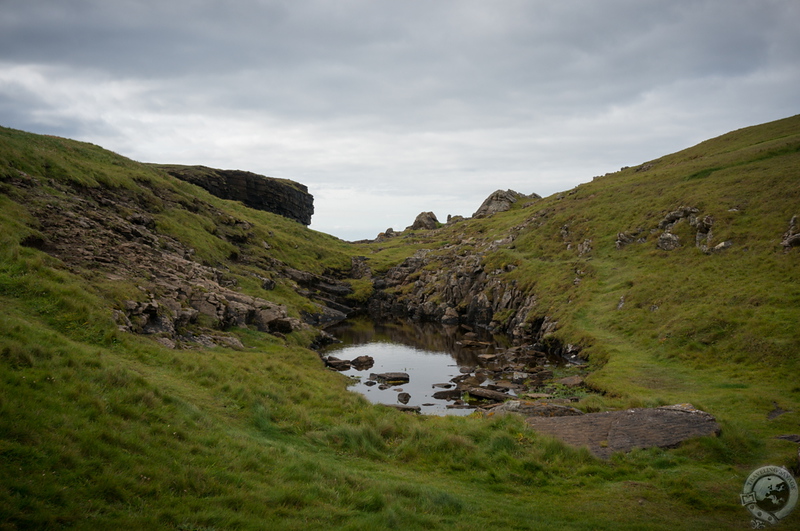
[320,317,512,416]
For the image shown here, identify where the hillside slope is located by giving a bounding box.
[357,113,800,449]
[1,117,799,529]
[360,114,800,370]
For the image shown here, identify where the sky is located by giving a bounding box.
[1,1,798,241]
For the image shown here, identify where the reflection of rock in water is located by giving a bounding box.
[321,316,574,368]
[320,316,584,416]
[322,317,509,365]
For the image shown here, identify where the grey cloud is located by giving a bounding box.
[1,0,798,239]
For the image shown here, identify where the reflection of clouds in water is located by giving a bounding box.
[322,317,507,365]
[334,341,469,416]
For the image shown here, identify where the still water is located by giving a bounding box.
[320,317,511,416]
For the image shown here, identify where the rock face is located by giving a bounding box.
[158,165,314,225]
[525,404,720,459]
[368,245,570,357]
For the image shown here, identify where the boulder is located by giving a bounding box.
[269,317,299,335]
[407,211,439,231]
[782,215,800,248]
[657,232,681,251]
[375,227,398,241]
[465,386,512,402]
[433,389,463,400]
[351,355,375,371]
[325,357,351,371]
[473,190,532,219]
[658,206,698,230]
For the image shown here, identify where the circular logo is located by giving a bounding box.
[740,466,798,526]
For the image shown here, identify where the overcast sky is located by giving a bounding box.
[1,1,798,240]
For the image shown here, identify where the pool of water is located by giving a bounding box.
[319,318,511,416]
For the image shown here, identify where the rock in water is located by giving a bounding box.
[351,355,375,370]
[371,372,410,384]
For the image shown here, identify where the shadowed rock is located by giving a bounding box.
[158,165,314,225]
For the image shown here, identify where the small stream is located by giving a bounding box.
[319,317,560,416]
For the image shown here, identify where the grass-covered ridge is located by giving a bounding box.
[2,116,800,529]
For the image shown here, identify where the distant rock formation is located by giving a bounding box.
[157,165,314,225]
[782,215,800,249]
[407,211,439,231]
[473,189,538,218]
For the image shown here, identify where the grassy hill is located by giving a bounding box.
[1,115,799,529]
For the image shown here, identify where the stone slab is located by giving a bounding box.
[525,404,720,459]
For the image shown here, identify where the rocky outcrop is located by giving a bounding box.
[618,206,732,254]
[473,189,535,218]
[657,232,681,251]
[782,215,800,249]
[407,211,439,231]
[118,288,297,340]
[369,247,550,343]
[11,172,323,348]
[157,165,314,225]
[658,206,699,230]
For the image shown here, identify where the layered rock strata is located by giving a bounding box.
[157,165,314,225]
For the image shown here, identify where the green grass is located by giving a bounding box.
[0,314,760,529]
[2,117,800,528]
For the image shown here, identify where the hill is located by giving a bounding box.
[1,115,799,529]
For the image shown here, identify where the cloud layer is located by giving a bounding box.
[2,0,798,239]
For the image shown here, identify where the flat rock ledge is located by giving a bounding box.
[525,404,720,459]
